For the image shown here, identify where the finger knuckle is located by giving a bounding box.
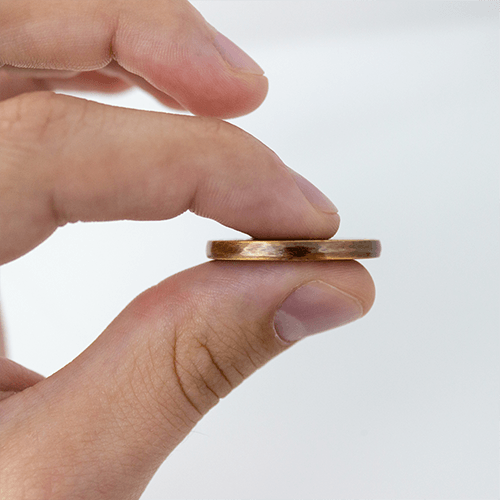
[192,115,271,170]
[193,115,230,142]
[170,324,233,417]
[168,314,273,418]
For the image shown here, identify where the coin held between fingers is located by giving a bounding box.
[206,239,381,261]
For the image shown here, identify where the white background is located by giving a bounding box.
[1,2,498,498]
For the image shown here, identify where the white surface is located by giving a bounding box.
[1,2,498,498]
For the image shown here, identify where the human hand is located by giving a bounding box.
[0,0,375,498]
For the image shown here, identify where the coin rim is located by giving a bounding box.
[206,239,381,261]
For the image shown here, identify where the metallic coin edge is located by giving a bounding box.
[206,239,381,261]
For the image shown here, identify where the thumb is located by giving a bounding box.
[0,0,267,118]
[0,260,374,498]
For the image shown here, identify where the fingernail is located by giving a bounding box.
[213,32,265,75]
[290,170,338,214]
[274,281,363,343]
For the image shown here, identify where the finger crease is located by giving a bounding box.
[48,188,67,228]
[108,12,121,64]
[172,332,203,417]
[196,340,233,390]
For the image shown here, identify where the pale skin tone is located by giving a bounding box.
[0,0,376,498]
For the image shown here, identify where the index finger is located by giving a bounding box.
[0,0,267,118]
[0,92,339,265]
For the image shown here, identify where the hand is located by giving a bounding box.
[0,0,375,498]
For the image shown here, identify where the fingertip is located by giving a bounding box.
[212,31,265,76]
[169,66,269,119]
[323,212,341,239]
[114,7,269,119]
[317,259,376,319]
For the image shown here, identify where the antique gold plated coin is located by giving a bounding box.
[207,239,381,261]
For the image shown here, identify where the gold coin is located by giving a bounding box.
[207,239,381,261]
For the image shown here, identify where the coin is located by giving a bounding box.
[207,239,381,261]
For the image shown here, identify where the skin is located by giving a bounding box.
[0,0,376,498]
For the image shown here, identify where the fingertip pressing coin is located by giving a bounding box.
[206,239,381,261]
